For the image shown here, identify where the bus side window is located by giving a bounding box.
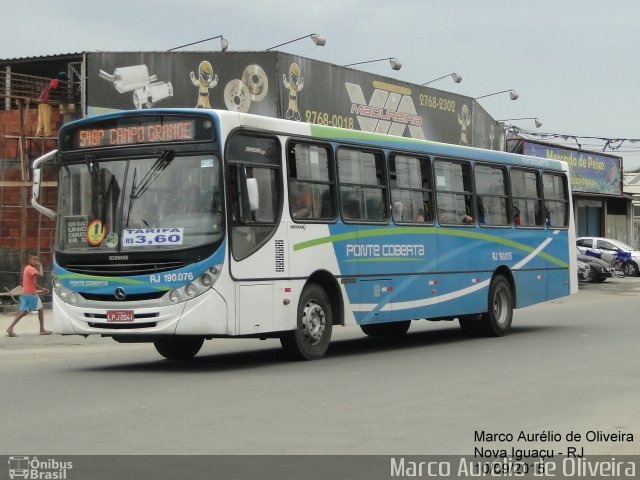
[510,168,543,227]
[338,147,387,223]
[434,158,474,225]
[389,154,433,224]
[226,132,282,261]
[542,172,569,228]
[287,142,335,221]
[474,164,508,226]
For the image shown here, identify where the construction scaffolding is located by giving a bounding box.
[0,71,69,290]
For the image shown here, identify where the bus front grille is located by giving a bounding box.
[65,260,186,276]
[81,291,167,301]
[87,322,158,329]
[86,311,160,329]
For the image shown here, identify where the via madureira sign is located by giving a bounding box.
[522,141,622,196]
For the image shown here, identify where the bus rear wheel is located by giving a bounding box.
[153,336,204,360]
[360,320,410,337]
[280,283,332,360]
[479,275,513,337]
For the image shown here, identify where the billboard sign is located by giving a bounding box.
[87,52,502,150]
[522,141,622,196]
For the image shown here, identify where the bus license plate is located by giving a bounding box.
[106,310,134,323]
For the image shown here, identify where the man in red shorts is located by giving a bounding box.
[6,254,51,337]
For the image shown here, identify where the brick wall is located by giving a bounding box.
[0,107,60,293]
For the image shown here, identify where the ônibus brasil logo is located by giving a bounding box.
[345,81,425,140]
[8,456,73,479]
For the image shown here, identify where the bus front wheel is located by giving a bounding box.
[480,275,513,337]
[154,336,204,360]
[280,283,332,360]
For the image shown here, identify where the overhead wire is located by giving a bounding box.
[506,126,640,169]
[508,126,640,153]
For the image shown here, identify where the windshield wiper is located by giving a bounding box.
[125,167,138,227]
[125,150,175,227]
[86,154,113,220]
[131,150,175,199]
[85,155,105,202]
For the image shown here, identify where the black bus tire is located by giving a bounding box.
[360,320,410,337]
[280,283,332,360]
[459,315,482,336]
[154,336,204,360]
[479,275,513,337]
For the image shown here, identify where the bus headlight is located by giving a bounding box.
[186,283,198,297]
[161,264,222,305]
[169,290,181,304]
[51,276,85,306]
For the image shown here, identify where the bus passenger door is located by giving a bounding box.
[226,133,289,335]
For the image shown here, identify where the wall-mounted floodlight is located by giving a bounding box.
[497,117,542,128]
[422,72,462,85]
[266,33,326,51]
[476,89,519,100]
[168,35,228,52]
[345,57,402,71]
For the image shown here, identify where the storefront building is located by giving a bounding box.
[510,138,630,244]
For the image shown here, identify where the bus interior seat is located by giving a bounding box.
[392,201,403,222]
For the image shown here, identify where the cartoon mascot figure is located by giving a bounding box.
[190,61,218,109]
[283,63,304,121]
[458,103,471,146]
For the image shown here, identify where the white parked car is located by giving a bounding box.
[576,237,640,276]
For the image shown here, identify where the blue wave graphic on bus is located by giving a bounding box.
[54,244,225,295]
[319,223,569,324]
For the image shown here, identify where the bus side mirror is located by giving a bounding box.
[31,150,57,220]
[246,178,259,211]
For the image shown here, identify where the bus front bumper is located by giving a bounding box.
[52,289,229,336]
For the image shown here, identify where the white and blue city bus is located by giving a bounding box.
[32,109,577,360]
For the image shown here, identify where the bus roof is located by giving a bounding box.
[223,109,568,173]
[69,108,568,172]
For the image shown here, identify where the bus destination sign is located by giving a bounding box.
[70,118,200,149]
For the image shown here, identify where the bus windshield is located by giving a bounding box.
[56,153,223,252]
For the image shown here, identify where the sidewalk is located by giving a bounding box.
[1,307,54,337]
[0,306,111,350]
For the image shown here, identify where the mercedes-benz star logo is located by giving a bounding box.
[115,287,126,300]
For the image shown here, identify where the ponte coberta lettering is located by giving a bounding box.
[346,243,425,257]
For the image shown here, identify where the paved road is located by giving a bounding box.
[1,278,639,456]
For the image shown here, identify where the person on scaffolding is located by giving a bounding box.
[35,71,67,137]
